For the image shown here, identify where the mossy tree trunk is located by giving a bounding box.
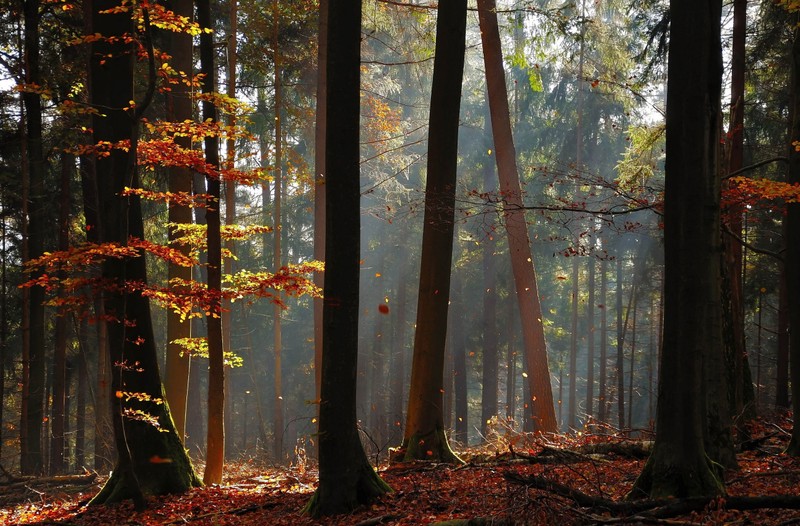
[630,0,726,499]
[304,0,390,516]
[401,0,467,463]
[88,0,201,506]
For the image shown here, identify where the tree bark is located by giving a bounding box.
[477,0,557,433]
[163,0,194,444]
[198,0,225,485]
[304,0,391,514]
[401,0,467,462]
[88,0,201,505]
[630,0,726,499]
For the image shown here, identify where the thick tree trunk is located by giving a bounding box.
[401,0,467,463]
[304,0,391,514]
[477,0,557,433]
[88,0,201,505]
[630,0,725,499]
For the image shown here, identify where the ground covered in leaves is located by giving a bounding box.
[4,418,800,525]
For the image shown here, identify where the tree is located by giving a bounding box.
[88,0,200,506]
[630,0,726,499]
[163,0,194,443]
[400,0,467,462]
[198,0,225,485]
[785,6,800,456]
[304,0,391,516]
[476,0,557,433]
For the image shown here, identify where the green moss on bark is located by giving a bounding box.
[628,445,723,500]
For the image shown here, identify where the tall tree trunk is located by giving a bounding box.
[477,0,557,433]
[630,0,725,499]
[303,0,391,514]
[481,128,498,439]
[163,0,194,443]
[223,0,238,461]
[598,258,608,425]
[272,0,284,461]
[313,0,328,409]
[785,11,800,456]
[50,151,73,474]
[0,186,6,463]
[76,316,88,469]
[401,0,467,463]
[616,254,625,430]
[21,0,47,476]
[452,273,468,445]
[88,0,201,505]
[506,291,517,422]
[568,257,579,429]
[198,0,225,485]
[586,257,595,420]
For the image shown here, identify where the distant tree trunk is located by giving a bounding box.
[50,151,73,474]
[401,0,467,463]
[723,0,755,424]
[223,0,238,461]
[21,0,47,476]
[477,0,557,433]
[452,273,468,445]
[481,132,498,438]
[88,0,201,505]
[303,0,391,513]
[586,257,595,420]
[198,0,225,486]
[389,265,409,446]
[630,0,725,499]
[569,257,579,429]
[616,254,625,430]
[506,292,517,422]
[598,258,608,425]
[777,270,789,408]
[0,194,7,462]
[272,0,284,462]
[76,316,88,469]
[785,11,800,456]
[313,0,328,407]
[163,0,194,443]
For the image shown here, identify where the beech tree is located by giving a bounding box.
[304,0,390,516]
[476,0,557,433]
[400,0,468,462]
[630,0,726,499]
[88,0,200,505]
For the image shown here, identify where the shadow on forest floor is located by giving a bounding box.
[4,414,800,525]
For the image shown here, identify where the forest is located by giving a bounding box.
[1,0,800,523]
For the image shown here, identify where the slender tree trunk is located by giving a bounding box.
[163,0,194,443]
[598,258,608,425]
[569,257,579,429]
[506,292,517,423]
[50,151,73,474]
[76,316,88,469]
[401,0,467,462]
[272,0,284,461]
[452,273,468,445]
[0,186,6,463]
[481,129,498,438]
[21,0,47,475]
[313,0,328,408]
[304,0,391,513]
[223,0,238,461]
[616,254,625,430]
[477,0,557,433]
[198,0,225,485]
[586,257,595,420]
[785,12,800,456]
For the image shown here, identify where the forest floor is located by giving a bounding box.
[4,416,800,525]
